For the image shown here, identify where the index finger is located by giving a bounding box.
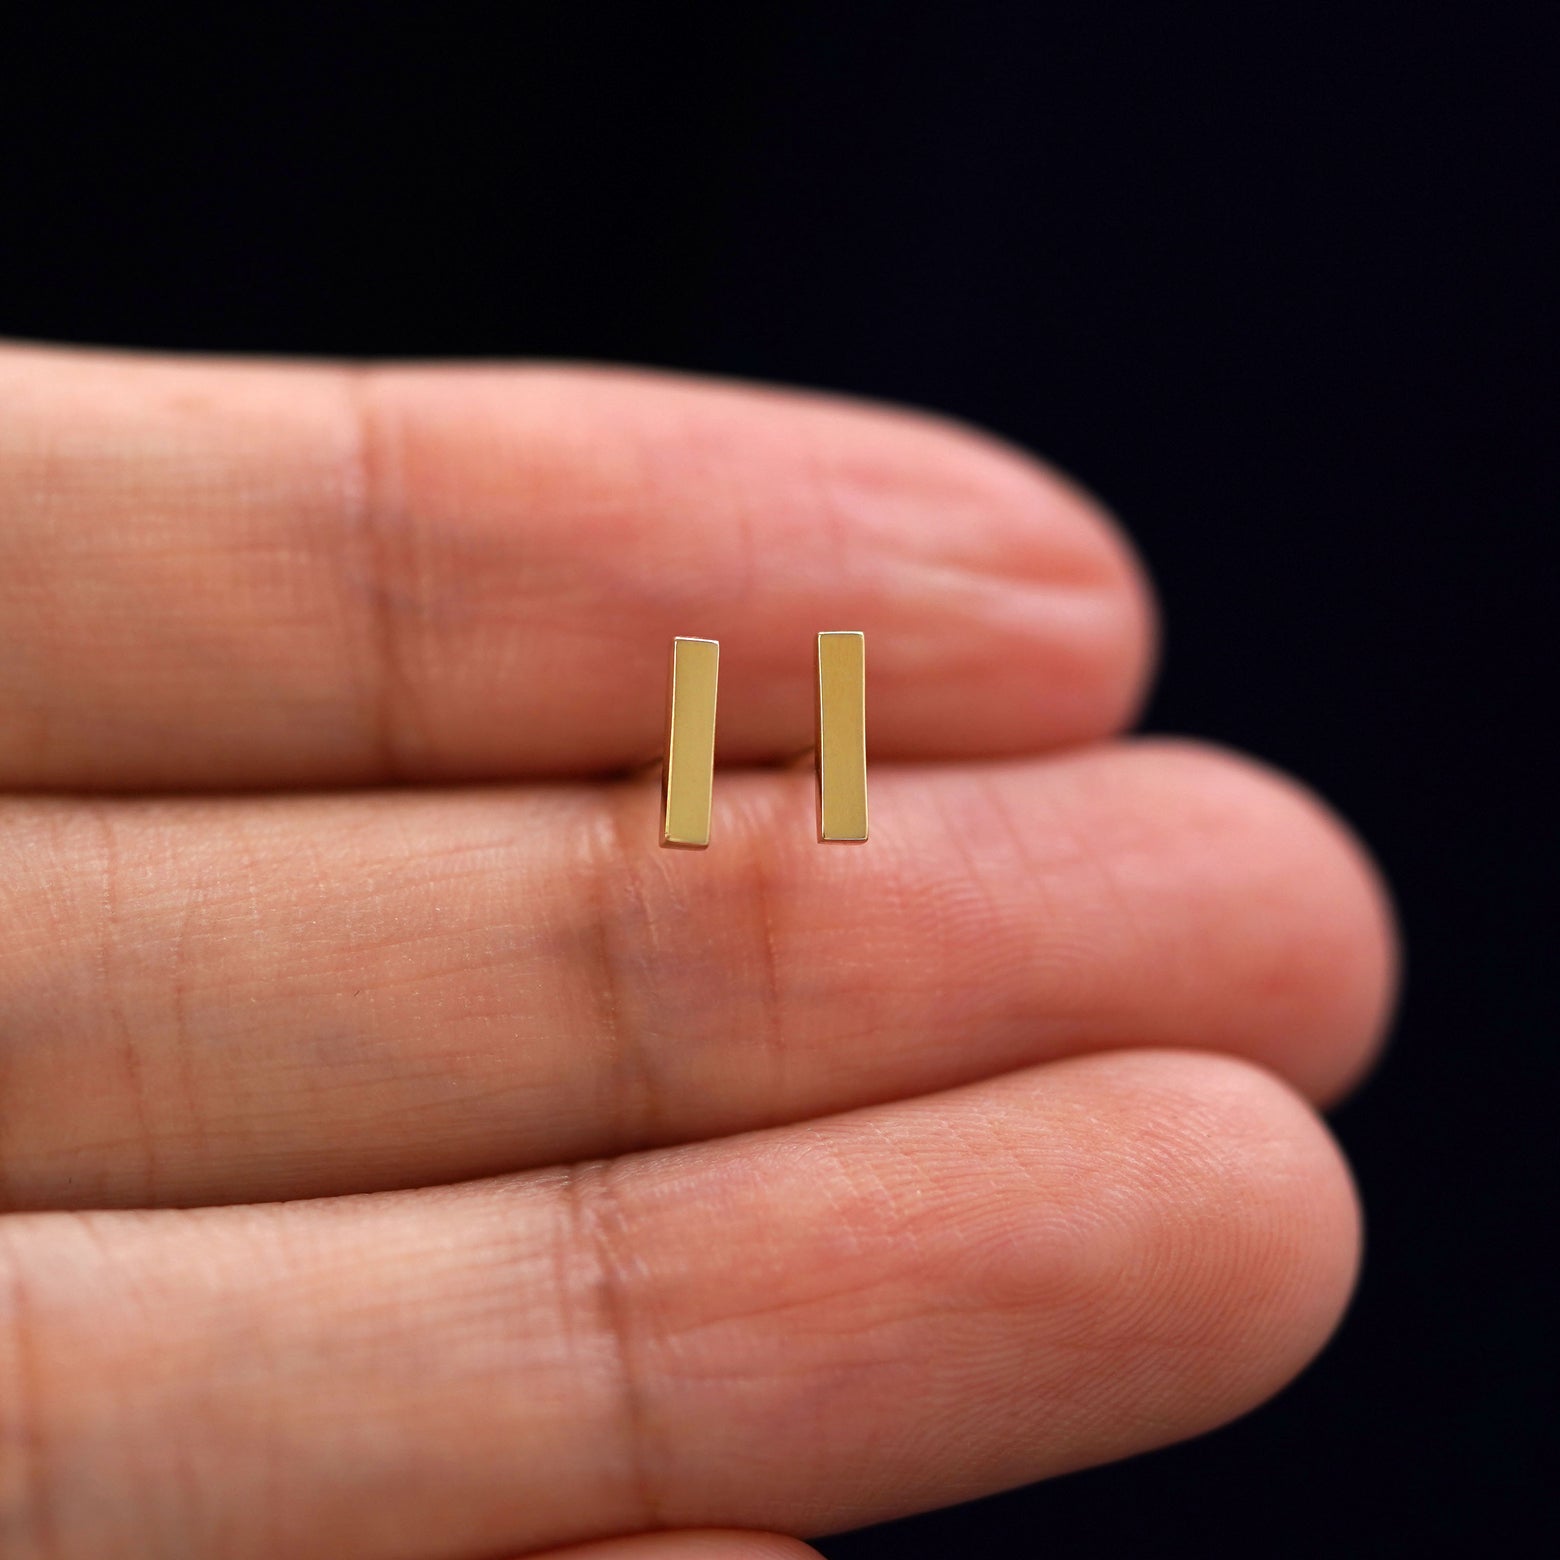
[0,344,1154,788]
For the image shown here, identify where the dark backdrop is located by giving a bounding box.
[2,6,1554,1556]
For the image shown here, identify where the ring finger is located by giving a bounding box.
[0,741,1394,1210]
[0,1051,1360,1559]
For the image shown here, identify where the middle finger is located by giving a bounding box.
[0,742,1393,1210]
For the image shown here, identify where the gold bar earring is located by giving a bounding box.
[816,631,868,843]
[661,636,720,848]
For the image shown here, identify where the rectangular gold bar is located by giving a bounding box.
[817,631,868,842]
[661,637,719,848]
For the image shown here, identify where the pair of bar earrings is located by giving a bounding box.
[661,631,868,848]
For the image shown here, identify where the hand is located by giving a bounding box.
[0,344,1396,1560]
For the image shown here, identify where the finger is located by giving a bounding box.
[0,1051,1360,1559]
[0,343,1152,789]
[525,1535,820,1560]
[0,741,1394,1210]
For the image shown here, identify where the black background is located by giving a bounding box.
[2,6,1555,1556]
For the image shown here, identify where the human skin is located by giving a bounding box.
[0,343,1397,1559]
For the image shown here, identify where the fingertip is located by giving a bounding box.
[934,416,1163,740]
[606,1049,1364,1528]
[1125,739,1401,1104]
[846,407,1162,757]
[929,1048,1360,1460]
[1041,1049,1362,1438]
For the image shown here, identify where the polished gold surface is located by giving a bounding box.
[816,631,868,843]
[661,637,719,848]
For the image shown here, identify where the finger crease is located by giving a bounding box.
[742,815,788,1126]
[559,1162,665,1534]
[90,805,159,1207]
[590,788,659,1149]
[340,368,413,781]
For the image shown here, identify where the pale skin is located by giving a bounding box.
[0,343,1397,1560]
